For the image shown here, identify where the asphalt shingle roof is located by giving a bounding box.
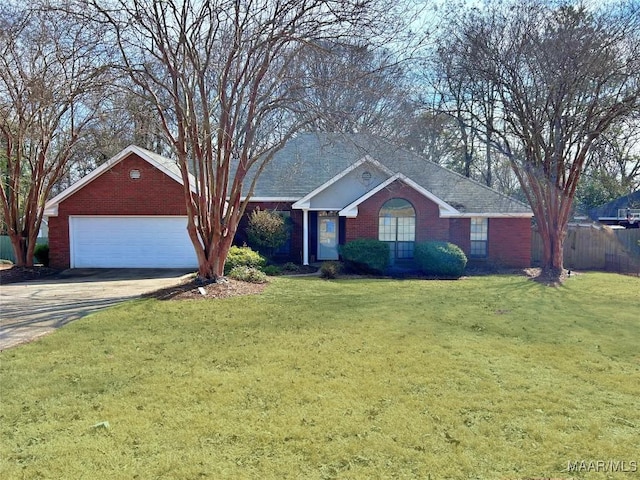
[589,190,640,219]
[251,132,531,215]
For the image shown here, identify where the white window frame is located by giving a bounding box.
[470,217,488,257]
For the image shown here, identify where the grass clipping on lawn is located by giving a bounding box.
[1,273,639,479]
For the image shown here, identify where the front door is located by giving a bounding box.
[318,215,339,260]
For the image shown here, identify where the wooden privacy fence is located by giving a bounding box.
[604,253,640,275]
[531,224,640,275]
[0,235,48,264]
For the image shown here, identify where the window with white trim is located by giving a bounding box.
[379,198,416,259]
[470,217,488,257]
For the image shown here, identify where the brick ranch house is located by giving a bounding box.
[44,133,533,270]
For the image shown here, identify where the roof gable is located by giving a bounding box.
[45,146,194,216]
[339,173,460,217]
[292,156,394,210]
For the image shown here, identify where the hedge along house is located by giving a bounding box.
[44,133,533,270]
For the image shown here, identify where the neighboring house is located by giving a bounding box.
[44,133,533,270]
[588,190,640,229]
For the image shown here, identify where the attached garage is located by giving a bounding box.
[69,216,197,268]
[45,146,200,270]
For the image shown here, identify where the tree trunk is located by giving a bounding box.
[210,236,234,279]
[534,200,567,281]
[519,184,575,284]
[187,217,237,281]
[8,234,30,267]
[25,235,36,267]
[8,232,39,267]
[544,226,565,279]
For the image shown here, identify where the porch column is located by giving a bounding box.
[303,208,309,265]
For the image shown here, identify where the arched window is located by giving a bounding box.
[378,198,416,260]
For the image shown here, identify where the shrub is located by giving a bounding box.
[227,266,268,283]
[414,241,467,278]
[34,244,49,267]
[320,261,342,279]
[282,262,300,273]
[246,208,289,257]
[262,265,282,276]
[339,238,390,274]
[224,245,266,274]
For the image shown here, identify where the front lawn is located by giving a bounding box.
[1,273,638,479]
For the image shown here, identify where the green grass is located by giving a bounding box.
[1,273,639,479]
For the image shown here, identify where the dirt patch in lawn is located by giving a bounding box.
[143,277,268,300]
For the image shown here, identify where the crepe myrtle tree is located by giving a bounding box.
[434,0,640,280]
[0,2,112,266]
[84,0,408,280]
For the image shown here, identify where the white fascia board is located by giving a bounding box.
[44,205,59,216]
[241,197,301,202]
[440,212,534,218]
[400,176,460,216]
[127,145,199,194]
[291,201,310,210]
[338,173,400,217]
[44,145,194,216]
[291,155,393,209]
[340,206,359,218]
[45,146,137,215]
[339,173,460,218]
[362,156,395,177]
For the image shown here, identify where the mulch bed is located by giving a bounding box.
[0,266,59,285]
[142,277,269,300]
[523,267,572,286]
[131,270,501,301]
[0,264,267,299]
[0,263,569,295]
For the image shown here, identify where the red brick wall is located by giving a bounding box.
[342,180,531,268]
[345,180,451,243]
[450,218,471,253]
[49,157,532,270]
[487,217,532,267]
[48,153,189,269]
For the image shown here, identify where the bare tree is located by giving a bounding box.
[432,0,640,279]
[429,16,506,188]
[54,86,168,195]
[401,110,461,166]
[575,117,640,212]
[430,72,479,179]
[86,0,406,279]
[294,41,417,138]
[0,2,111,266]
[586,118,640,189]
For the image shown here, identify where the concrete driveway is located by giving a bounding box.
[0,269,193,350]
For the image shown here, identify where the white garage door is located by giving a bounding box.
[70,216,198,268]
